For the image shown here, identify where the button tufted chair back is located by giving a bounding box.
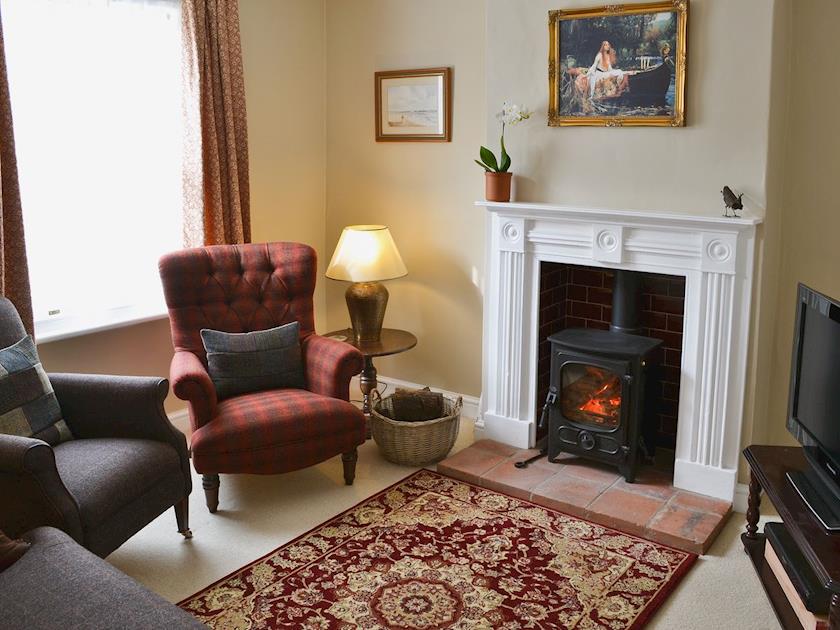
[159,242,317,363]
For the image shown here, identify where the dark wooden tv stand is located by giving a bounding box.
[742,445,840,630]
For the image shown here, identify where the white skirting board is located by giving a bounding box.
[350,374,481,420]
[733,482,749,514]
[168,407,190,435]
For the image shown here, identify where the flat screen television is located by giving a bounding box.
[786,283,840,531]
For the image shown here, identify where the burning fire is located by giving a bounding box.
[562,366,622,426]
[579,378,622,419]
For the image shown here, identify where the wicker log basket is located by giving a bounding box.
[371,393,462,466]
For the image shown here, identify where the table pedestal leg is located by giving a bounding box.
[745,470,762,540]
[359,356,377,438]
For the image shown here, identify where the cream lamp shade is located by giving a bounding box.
[325,225,407,282]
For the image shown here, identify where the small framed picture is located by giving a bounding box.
[548,1,688,127]
[375,67,452,142]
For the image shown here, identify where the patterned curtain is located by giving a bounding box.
[182,0,251,248]
[0,10,32,334]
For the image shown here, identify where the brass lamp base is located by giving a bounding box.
[346,282,388,343]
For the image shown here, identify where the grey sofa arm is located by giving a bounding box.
[51,374,173,441]
[49,373,192,496]
[0,434,82,541]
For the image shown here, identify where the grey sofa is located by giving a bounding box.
[0,298,192,557]
[0,526,205,629]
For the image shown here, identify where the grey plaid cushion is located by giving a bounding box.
[0,335,72,445]
[201,322,306,400]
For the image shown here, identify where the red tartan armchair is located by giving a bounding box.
[158,242,365,513]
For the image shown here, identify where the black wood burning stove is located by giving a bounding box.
[542,271,663,482]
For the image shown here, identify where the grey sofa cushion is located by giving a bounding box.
[54,438,181,531]
[200,321,306,399]
[53,438,186,558]
[0,526,205,629]
[0,335,72,445]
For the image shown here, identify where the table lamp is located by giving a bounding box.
[326,225,407,343]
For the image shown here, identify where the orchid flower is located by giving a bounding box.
[476,102,532,173]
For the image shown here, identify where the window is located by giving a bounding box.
[2,0,182,341]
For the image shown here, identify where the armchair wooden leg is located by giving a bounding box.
[202,474,220,513]
[342,449,358,486]
[174,497,193,539]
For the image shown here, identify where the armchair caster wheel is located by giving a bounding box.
[180,529,194,539]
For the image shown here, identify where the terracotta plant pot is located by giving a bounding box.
[485,172,513,202]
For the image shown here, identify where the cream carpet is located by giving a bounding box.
[108,417,782,629]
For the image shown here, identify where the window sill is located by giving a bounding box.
[35,305,170,345]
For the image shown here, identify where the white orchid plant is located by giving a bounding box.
[475,102,532,174]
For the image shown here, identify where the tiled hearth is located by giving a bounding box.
[438,439,731,554]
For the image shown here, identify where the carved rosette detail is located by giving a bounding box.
[706,240,732,263]
[672,0,688,12]
[605,118,624,128]
[596,230,618,252]
[605,5,625,13]
[502,222,521,243]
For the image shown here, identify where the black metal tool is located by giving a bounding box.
[514,388,556,469]
[514,447,547,469]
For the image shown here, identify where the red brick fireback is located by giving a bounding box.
[538,263,685,450]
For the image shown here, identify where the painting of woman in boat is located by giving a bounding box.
[548,1,688,127]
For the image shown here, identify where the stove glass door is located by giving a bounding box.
[560,363,624,428]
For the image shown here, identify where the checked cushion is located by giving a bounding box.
[0,335,72,446]
[190,389,365,475]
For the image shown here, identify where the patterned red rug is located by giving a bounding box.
[180,470,696,629]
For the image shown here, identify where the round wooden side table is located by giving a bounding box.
[325,328,418,431]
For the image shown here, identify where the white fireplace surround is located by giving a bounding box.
[477,201,762,502]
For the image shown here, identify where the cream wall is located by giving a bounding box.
[37,0,328,415]
[742,0,790,455]
[486,0,775,213]
[765,0,840,446]
[240,0,327,325]
[324,0,486,396]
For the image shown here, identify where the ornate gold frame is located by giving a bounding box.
[548,0,688,127]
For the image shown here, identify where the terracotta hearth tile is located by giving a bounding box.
[531,471,610,516]
[670,491,731,516]
[479,459,557,501]
[558,458,622,486]
[647,505,731,555]
[587,488,665,533]
[471,439,519,457]
[437,447,510,485]
[612,468,677,501]
[438,442,730,554]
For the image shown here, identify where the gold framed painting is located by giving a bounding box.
[548,1,688,127]
[375,67,452,142]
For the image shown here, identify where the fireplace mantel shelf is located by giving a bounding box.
[476,201,763,229]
